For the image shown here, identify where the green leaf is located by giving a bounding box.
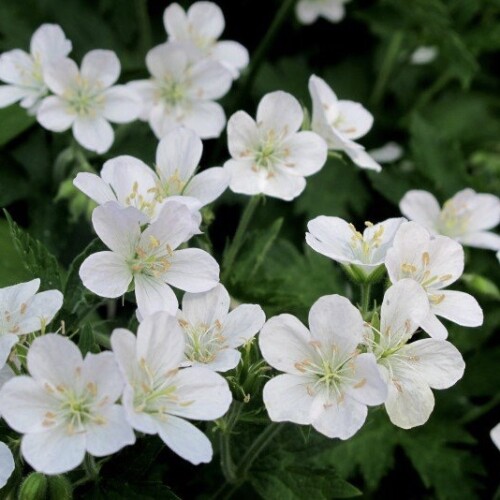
[3,211,62,291]
[78,323,99,355]
[0,219,31,286]
[0,105,35,147]
[461,273,500,301]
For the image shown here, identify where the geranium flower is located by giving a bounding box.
[366,280,465,429]
[306,216,404,279]
[385,221,483,339]
[296,0,350,25]
[37,50,141,154]
[0,279,63,369]
[163,2,249,78]
[79,201,219,317]
[0,334,135,474]
[74,127,228,221]
[0,24,71,112]
[111,312,232,465]
[259,294,387,439]
[224,91,327,200]
[176,284,265,371]
[400,189,500,251]
[128,42,232,139]
[308,74,381,171]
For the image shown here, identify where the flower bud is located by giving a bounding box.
[18,472,47,500]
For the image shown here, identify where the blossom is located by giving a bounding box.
[0,279,63,369]
[79,201,219,317]
[0,24,71,112]
[224,91,327,200]
[385,221,483,339]
[0,334,135,474]
[0,442,14,489]
[296,0,350,25]
[368,142,403,164]
[400,189,500,251]
[37,50,141,154]
[128,42,232,139]
[306,216,405,278]
[308,74,381,171]
[410,46,438,65]
[111,312,232,464]
[74,127,229,221]
[365,280,465,429]
[176,284,265,371]
[259,295,387,439]
[491,423,500,451]
[163,2,249,79]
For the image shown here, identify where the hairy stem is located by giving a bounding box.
[361,283,372,317]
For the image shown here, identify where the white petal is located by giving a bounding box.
[168,367,232,420]
[491,423,500,451]
[0,49,34,85]
[182,100,226,139]
[146,43,188,80]
[399,339,465,389]
[369,142,403,163]
[256,91,303,136]
[127,79,156,120]
[85,405,136,457]
[426,236,465,288]
[110,329,138,383]
[181,284,230,326]
[319,0,346,22]
[73,172,116,205]
[278,131,327,177]
[0,442,14,489]
[102,86,141,123]
[308,294,364,354]
[364,217,406,265]
[462,192,500,232]
[262,168,306,201]
[0,334,18,368]
[336,100,373,140]
[227,110,259,159]
[21,425,86,474]
[430,290,483,327]
[399,190,441,231]
[166,248,219,292]
[457,231,500,251]
[163,3,189,39]
[17,289,63,334]
[296,0,321,24]
[263,374,316,424]
[156,414,212,465]
[0,364,14,390]
[419,312,449,340]
[346,353,387,406]
[81,50,120,88]
[224,159,268,196]
[79,251,131,298]
[37,96,74,132]
[122,384,158,434]
[344,144,382,172]
[82,351,123,403]
[187,60,232,100]
[43,58,79,95]
[184,167,229,206]
[30,24,72,64]
[212,41,249,76]
[0,278,39,309]
[73,116,114,154]
[224,304,266,348]
[0,85,27,107]
[187,1,225,40]
[134,274,178,317]
[155,127,202,184]
[259,314,313,374]
[201,348,241,372]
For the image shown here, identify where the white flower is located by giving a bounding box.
[163,2,249,79]
[128,42,232,139]
[224,91,327,201]
[410,46,438,65]
[296,0,350,25]
[74,127,229,221]
[79,201,219,317]
[0,279,63,369]
[37,50,141,154]
[176,284,265,371]
[111,312,232,465]
[259,295,387,439]
[400,189,500,252]
[368,142,403,164]
[0,24,71,112]
[366,280,465,429]
[385,221,483,339]
[306,216,405,278]
[0,334,135,474]
[0,442,14,489]
[308,74,381,172]
[491,423,500,451]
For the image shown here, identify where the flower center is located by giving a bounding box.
[348,221,384,263]
[123,181,158,217]
[154,170,188,198]
[65,77,103,117]
[180,319,226,364]
[158,78,186,107]
[438,199,470,237]
[128,236,173,278]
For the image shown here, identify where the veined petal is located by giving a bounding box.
[81,50,120,88]
[110,329,138,383]
[259,314,313,374]
[0,335,19,368]
[182,100,226,139]
[224,304,266,349]
[212,41,249,76]
[73,172,116,205]
[0,49,33,85]
[309,74,339,130]
[336,100,373,140]
[456,231,500,251]
[453,190,500,233]
[227,110,259,159]
[146,43,188,80]
[127,79,156,120]
[17,289,63,335]
[181,284,230,327]
[419,312,448,340]
[134,274,178,317]
[0,85,28,107]
[73,116,114,154]
[224,159,268,196]
[184,167,229,206]
[37,96,74,132]
[426,235,464,289]
[163,3,189,39]
[187,59,232,100]
[0,442,14,489]
[399,190,441,231]
[122,384,158,434]
[43,57,79,95]
[344,144,382,172]
[30,24,72,64]
[102,86,141,123]
[256,91,303,136]
[430,290,483,327]
[278,131,327,177]
[346,353,387,406]
[200,349,241,372]
[187,1,225,40]
[82,351,123,403]
[365,217,406,265]
[262,168,306,201]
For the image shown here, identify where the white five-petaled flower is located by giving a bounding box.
[260,295,387,439]
[74,127,229,221]
[128,42,232,139]
[79,201,219,317]
[0,334,135,475]
[0,24,71,112]
[306,216,405,278]
[224,91,328,201]
[111,312,232,465]
[400,189,500,252]
[163,2,249,79]
[308,74,381,172]
[0,442,15,489]
[365,280,465,429]
[0,279,63,370]
[37,49,141,154]
[296,0,351,25]
[176,284,265,371]
[385,221,483,339]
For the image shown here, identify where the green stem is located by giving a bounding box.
[221,196,261,282]
[135,0,153,57]
[219,402,244,484]
[459,394,500,425]
[83,454,100,481]
[413,71,452,110]
[361,283,372,317]
[370,31,404,107]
